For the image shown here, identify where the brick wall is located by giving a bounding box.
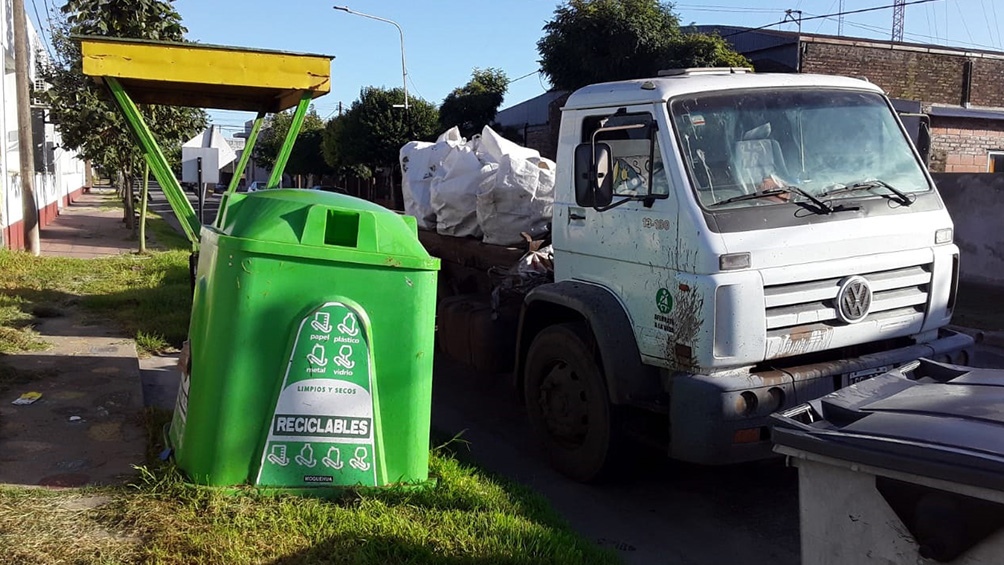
[929,117,1004,172]
[799,39,1004,108]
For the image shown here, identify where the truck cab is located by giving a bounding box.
[517,68,972,480]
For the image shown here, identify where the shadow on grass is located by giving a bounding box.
[1,260,192,352]
[268,531,613,565]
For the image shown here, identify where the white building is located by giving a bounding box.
[0,5,87,250]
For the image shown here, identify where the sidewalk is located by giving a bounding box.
[1,189,146,487]
[39,188,137,259]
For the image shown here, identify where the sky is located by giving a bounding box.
[31,1,1004,137]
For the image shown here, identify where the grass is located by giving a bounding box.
[0,247,191,355]
[0,293,49,353]
[0,410,617,565]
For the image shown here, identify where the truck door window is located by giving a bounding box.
[583,113,668,198]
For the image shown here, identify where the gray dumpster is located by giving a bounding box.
[772,359,1004,565]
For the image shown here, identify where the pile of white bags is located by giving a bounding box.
[399,126,555,245]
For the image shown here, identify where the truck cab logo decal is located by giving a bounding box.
[836,276,872,323]
[656,288,673,314]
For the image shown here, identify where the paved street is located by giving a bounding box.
[145,182,220,234]
[430,344,1004,565]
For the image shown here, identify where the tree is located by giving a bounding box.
[321,116,372,187]
[323,87,438,207]
[253,105,329,185]
[537,0,750,91]
[439,68,509,138]
[42,0,206,236]
[323,87,437,173]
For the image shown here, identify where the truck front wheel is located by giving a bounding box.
[524,323,615,482]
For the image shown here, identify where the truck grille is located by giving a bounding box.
[764,264,931,332]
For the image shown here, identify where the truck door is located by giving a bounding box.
[556,105,681,363]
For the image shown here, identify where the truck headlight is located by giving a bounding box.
[719,252,751,270]
[935,228,953,244]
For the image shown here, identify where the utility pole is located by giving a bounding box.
[838,0,845,36]
[13,0,39,255]
[784,9,803,34]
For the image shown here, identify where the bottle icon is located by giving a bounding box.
[337,312,359,337]
[295,444,317,468]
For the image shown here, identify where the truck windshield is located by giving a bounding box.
[669,89,931,209]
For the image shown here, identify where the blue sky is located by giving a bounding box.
[34,1,1004,136]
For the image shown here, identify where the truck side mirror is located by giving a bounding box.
[574,142,613,208]
[917,118,932,166]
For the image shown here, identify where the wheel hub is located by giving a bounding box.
[537,361,589,445]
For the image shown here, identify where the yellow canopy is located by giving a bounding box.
[79,36,332,112]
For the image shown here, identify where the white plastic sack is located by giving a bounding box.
[437,126,464,144]
[477,154,556,246]
[400,141,435,229]
[430,144,493,238]
[400,128,465,229]
[477,125,539,164]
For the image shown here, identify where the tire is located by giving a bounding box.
[524,323,616,482]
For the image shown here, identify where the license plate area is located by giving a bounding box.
[841,365,893,388]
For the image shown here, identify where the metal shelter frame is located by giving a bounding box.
[78,36,333,249]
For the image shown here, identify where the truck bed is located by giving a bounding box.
[418,229,526,296]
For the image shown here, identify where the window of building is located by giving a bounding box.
[989,152,1004,173]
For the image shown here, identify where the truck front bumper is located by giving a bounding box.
[667,328,974,465]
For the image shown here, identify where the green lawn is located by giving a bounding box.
[0,418,614,564]
[0,219,616,564]
[0,247,191,355]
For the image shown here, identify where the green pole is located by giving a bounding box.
[267,92,313,189]
[226,112,265,196]
[105,76,201,249]
[139,160,149,253]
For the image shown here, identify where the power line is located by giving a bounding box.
[925,3,937,43]
[721,0,945,39]
[675,5,781,14]
[806,11,999,51]
[979,0,997,49]
[29,0,54,61]
[510,69,541,83]
[41,0,60,63]
[815,0,838,34]
[951,0,976,46]
[992,0,1003,49]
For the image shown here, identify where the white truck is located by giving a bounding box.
[423,68,973,482]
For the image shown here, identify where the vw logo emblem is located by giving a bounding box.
[836,276,872,324]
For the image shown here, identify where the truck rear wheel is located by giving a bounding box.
[524,323,615,482]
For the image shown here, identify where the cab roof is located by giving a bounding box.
[562,72,885,111]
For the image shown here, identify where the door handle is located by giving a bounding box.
[569,207,586,221]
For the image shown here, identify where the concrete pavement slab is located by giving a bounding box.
[0,313,146,487]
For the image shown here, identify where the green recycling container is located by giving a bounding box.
[168,189,439,489]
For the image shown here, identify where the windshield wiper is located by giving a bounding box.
[711,186,836,214]
[821,180,913,206]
